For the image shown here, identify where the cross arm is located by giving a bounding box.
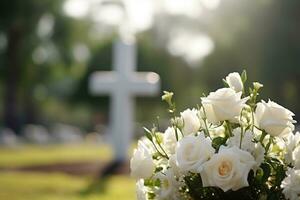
[128,72,161,96]
[89,71,117,95]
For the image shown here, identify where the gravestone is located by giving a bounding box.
[52,123,83,144]
[24,124,50,144]
[0,128,18,146]
[89,38,160,162]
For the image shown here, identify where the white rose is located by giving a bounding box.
[255,100,296,137]
[163,127,181,154]
[136,179,147,200]
[175,132,215,173]
[155,169,181,200]
[253,143,265,171]
[180,108,201,135]
[293,146,300,169]
[169,154,181,177]
[284,132,300,165]
[226,128,264,170]
[209,125,226,138]
[226,128,255,153]
[130,140,155,179]
[200,146,256,192]
[140,136,156,154]
[281,168,300,200]
[225,72,243,92]
[253,82,263,90]
[201,88,249,123]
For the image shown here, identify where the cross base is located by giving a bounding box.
[98,159,129,178]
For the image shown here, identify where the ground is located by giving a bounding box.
[0,144,135,200]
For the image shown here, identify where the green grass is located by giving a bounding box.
[0,144,113,167]
[0,144,136,200]
[0,172,135,200]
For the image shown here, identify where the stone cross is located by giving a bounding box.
[89,39,160,161]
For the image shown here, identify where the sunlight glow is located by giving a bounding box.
[73,43,90,63]
[32,46,48,64]
[63,0,221,33]
[201,0,221,10]
[163,0,203,18]
[125,0,154,32]
[91,4,124,25]
[63,0,221,66]
[63,0,90,18]
[37,14,55,39]
[168,30,214,66]
[32,44,58,65]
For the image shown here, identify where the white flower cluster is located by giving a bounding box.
[131,71,299,200]
[281,132,300,200]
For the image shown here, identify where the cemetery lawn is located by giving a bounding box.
[0,172,135,200]
[0,144,112,167]
[0,144,135,200]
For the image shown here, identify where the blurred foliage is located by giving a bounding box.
[198,0,300,119]
[0,0,300,134]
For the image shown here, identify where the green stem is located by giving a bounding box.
[252,91,257,104]
[153,132,169,159]
[240,127,244,149]
[179,128,184,137]
[265,136,273,155]
[199,104,211,138]
[174,126,179,141]
[150,140,166,159]
[260,131,267,144]
[203,118,211,139]
[251,108,255,132]
[225,120,232,138]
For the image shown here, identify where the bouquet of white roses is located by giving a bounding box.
[130,71,300,200]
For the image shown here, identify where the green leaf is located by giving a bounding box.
[222,79,229,87]
[147,192,156,200]
[274,164,286,186]
[212,137,226,151]
[154,132,163,144]
[143,127,152,134]
[241,70,247,83]
[249,87,253,94]
[144,178,160,187]
[143,127,152,141]
[255,168,264,182]
[260,163,271,183]
[154,166,163,173]
[152,152,160,160]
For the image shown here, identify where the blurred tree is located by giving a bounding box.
[1,0,300,135]
[0,0,78,133]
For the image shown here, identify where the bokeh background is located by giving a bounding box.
[0,0,300,199]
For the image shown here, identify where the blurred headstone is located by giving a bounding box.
[0,128,18,146]
[52,123,83,144]
[85,132,103,144]
[89,38,161,162]
[24,124,50,144]
[94,124,110,142]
